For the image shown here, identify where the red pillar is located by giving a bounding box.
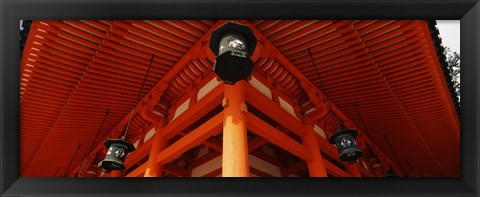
[145,121,168,177]
[301,124,328,177]
[222,81,249,177]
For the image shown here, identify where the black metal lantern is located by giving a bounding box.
[328,128,364,162]
[98,138,135,172]
[209,22,258,85]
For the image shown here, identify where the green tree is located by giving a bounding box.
[444,47,460,103]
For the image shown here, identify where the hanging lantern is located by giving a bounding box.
[97,55,154,173]
[328,128,364,162]
[209,22,258,85]
[98,138,135,172]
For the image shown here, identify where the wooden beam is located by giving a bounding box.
[316,135,342,163]
[250,149,280,167]
[163,163,189,177]
[161,83,223,140]
[178,131,223,152]
[248,136,268,152]
[203,136,223,152]
[125,163,147,177]
[246,112,312,162]
[191,151,222,169]
[284,161,307,176]
[322,159,351,177]
[156,112,224,165]
[122,83,223,170]
[123,139,153,169]
[245,83,307,137]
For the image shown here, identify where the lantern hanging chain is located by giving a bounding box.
[308,48,344,129]
[122,54,155,140]
[78,109,110,177]
[353,102,386,175]
[54,166,60,177]
[308,48,332,111]
[405,159,416,176]
[64,143,82,177]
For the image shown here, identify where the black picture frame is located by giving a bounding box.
[1,0,479,196]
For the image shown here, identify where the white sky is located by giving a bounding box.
[436,20,460,53]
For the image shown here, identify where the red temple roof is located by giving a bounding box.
[19,20,459,177]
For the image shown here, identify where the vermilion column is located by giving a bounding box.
[301,125,328,177]
[222,81,249,177]
[345,162,362,177]
[144,121,168,177]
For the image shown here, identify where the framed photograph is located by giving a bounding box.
[1,0,479,196]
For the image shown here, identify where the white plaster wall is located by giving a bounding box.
[191,155,222,177]
[171,98,190,121]
[197,77,221,101]
[248,76,272,99]
[133,140,140,149]
[249,155,281,177]
[143,128,156,143]
[278,97,300,120]
[313,124,327,140]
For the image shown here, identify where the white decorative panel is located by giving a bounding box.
[133,140,140,149]
[191,155,222,177]
[248,76,272,99]
[278,97,299,120]
[313,124,327,140]
[249,155,281,177]
[171,98,190,121]
[305,107,316,115]
[197,77,221,101]
[143,128,156,143]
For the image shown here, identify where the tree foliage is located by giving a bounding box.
[444,47,460,103]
